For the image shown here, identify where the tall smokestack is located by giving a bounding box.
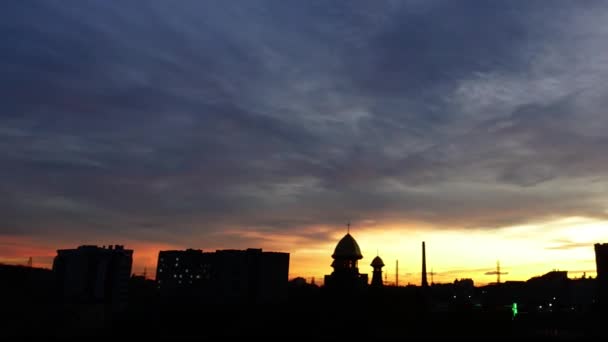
[422,241,429,288]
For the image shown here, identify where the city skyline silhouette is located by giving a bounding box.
[3,1,608,338]
[2,224,601,287]
[3,1,608,290]
[2,233,608,338]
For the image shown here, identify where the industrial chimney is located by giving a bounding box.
[422,241,429,288]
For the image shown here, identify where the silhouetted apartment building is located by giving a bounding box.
[156,248,289,304]
[52,245,132,309]
[595,243,608,310]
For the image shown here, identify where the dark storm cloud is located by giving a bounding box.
[2,0,608,246]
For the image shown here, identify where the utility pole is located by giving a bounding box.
[485,260,508,284]
[396,260,399,287]
[496,260,503,283]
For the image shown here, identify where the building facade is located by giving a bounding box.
[156,249,213,296]
[52,245,133,309]
[156,248,289,304]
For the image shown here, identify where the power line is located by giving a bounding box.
[485,260,508,283]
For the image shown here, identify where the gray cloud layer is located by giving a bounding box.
[2,0,608,246]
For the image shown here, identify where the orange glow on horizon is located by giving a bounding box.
[1,216,606,285]
[285,217,605,286]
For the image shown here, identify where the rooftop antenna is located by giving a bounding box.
[26,257,32,268]
[430,268,435,285]
[347,221,351,234]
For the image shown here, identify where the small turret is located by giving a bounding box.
[371,255,385,287]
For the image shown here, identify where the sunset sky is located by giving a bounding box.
[3,1,608,286]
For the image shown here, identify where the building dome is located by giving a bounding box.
[371,256,384,267]
[332,233,363,260]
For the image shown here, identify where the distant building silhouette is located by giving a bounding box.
[0,263,55,300]
[156,248,289,304]
[0,264,56,337]
[370,255,385,288]
[595,243,608,311]
[290,276,308,287]
[52,245,132,309]
[324,233,368,292]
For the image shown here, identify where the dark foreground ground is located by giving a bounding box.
[2,289,607,340]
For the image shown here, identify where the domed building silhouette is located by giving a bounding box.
[324,228,368,292]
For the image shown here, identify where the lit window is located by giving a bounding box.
[159,269,163,272]
[185,269,189,273]
[173,274,177,278]
[179,274,182,278]
[175,263,179,267]
[158,280,162,283]
[178,280,182,284]
[196,275,201,279]
[176,257,179,261]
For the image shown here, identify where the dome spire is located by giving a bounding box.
[331,231,363,260]
[324,226,369,292]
